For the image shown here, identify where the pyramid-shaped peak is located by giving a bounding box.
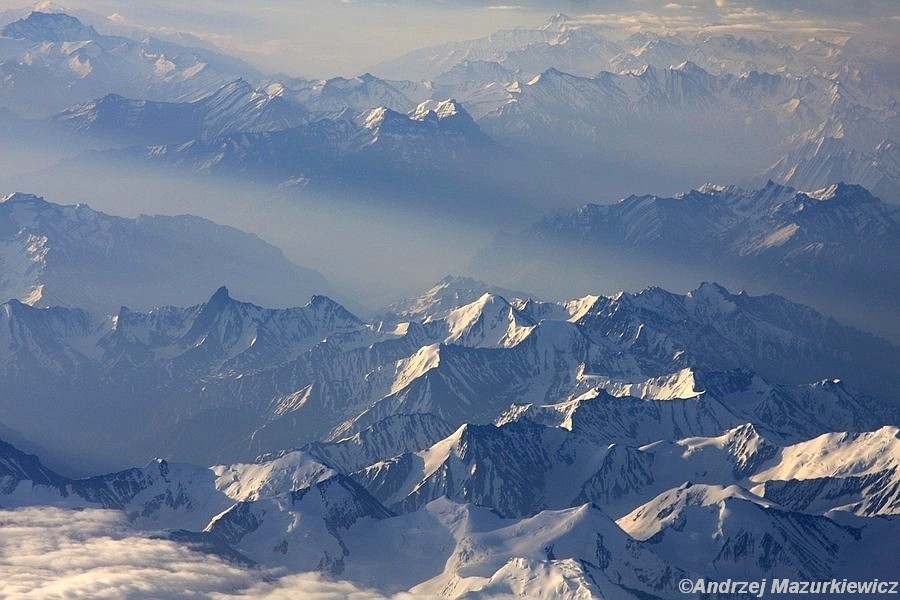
[307,294,362,324]
[208,285,231,303]
[671,60,709,75]
[2,11,97,42]
[362,106,406,130]
[308,294,346,312]
[543,13,573,30]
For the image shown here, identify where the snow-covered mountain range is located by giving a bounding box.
[4,11,898,209]
[373,14,881,83]
[471,181,900,342]
[374,15,900,200]
[2,262,896,596]
[58,56,898,206]
[2,272,896,473]
[2,8,898,598]
[0,11,260,118]
[2,275,897,596]
[0,192,331,314]
[52,79,308,145]
[101,99,496,189]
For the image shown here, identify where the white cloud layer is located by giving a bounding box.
[0,507,402,600]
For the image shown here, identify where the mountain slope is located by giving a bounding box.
[83,99,500,199]
[617,483,900,583]
[52,79,309,146]
[356,387,894,521]
[750,426,900,517]
[2,277,896,474]
[0,192,332,314]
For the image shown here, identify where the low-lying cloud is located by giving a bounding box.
[0,507,403,599]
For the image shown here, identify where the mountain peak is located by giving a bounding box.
[182,286,237,338]
[690,281,732,297]
[696,182,734,195]
[308,293,343,313]
[362,106,405,130]
[543,13,573,31]
[2,11,97,42]
[408,99,480,135]
[671,60,708,76]
[806,182,878,204]
[96,92,128,104]
[307,294,362,325]
[1,192,48,205]
[686,282,739,314]
[389,276,531,320]
[209,285,231,304]
[410,98,462,121]
[541,66,566,79]
[0,436,66,489]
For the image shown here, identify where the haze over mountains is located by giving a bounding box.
[0,192,333,313]
[2,8,897,308]
[1,2,898,598]
[471,180,900,340]
[6,10,897,201]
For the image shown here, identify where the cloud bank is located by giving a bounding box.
[0,507,400,600]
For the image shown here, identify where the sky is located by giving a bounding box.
[1,0,896,78]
